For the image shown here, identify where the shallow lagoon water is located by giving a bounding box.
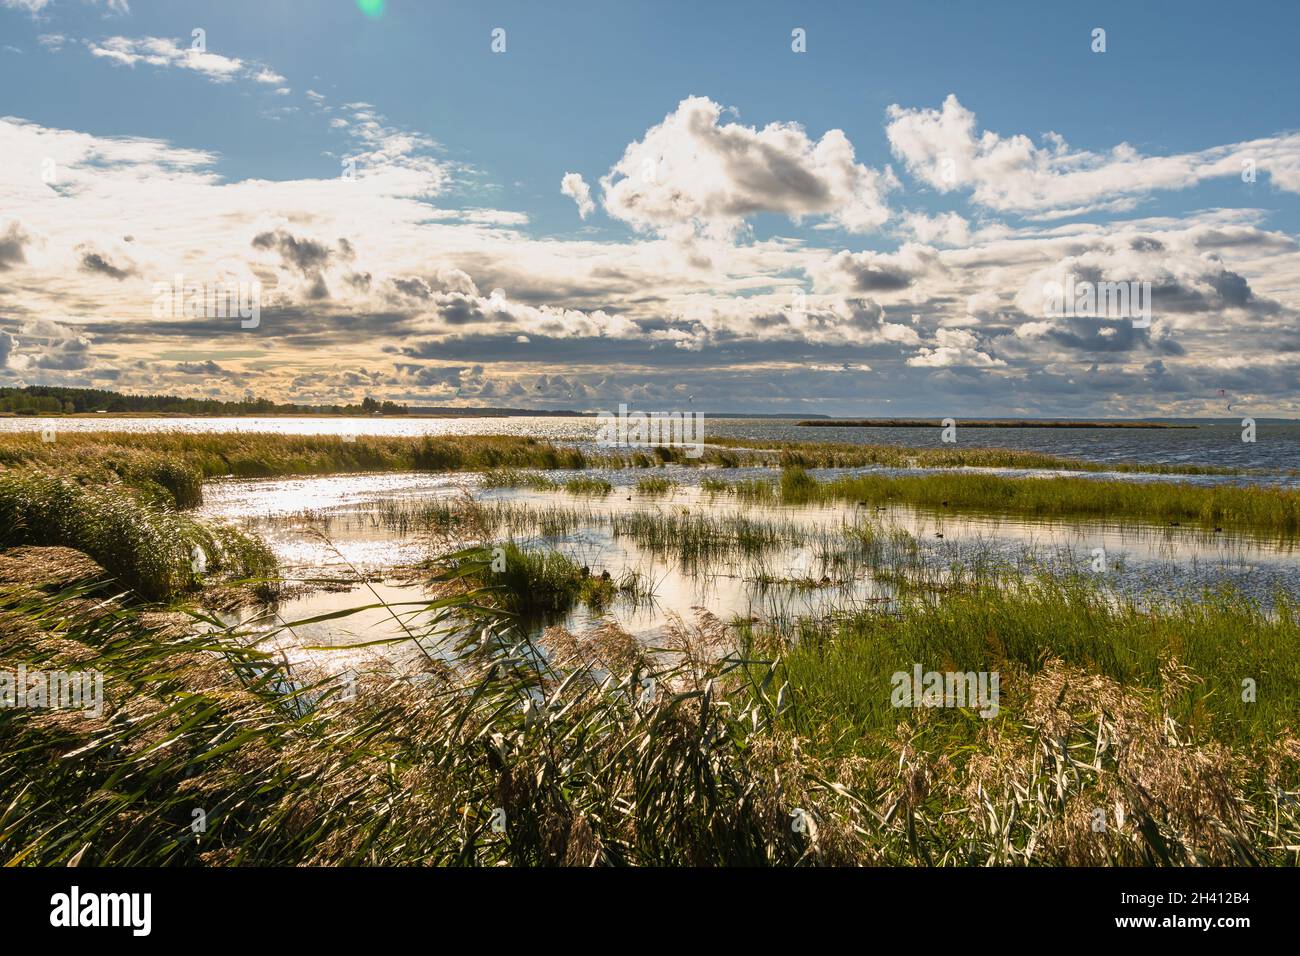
[200,466,1300,671]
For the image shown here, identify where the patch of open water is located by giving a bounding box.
[199,468,1300,673]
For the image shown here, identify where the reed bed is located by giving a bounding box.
[477,471,615,497]
[563,476,613,496]
[1,554,1295,866]
[770,572,1300,751]
[451,541,641,616]
[718,466,1300,535]
[0,432,594,489]
[634,476,676,496]
[0,471,275,600]
[709,436,1250,476]
[608,510,805,570]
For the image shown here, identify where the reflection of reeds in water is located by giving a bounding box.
[608,510,802,571]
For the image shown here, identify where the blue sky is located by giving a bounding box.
[1,0,1298,415]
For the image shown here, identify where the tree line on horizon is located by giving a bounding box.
[0,385,408,417]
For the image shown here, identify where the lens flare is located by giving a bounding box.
[355,0,385,18]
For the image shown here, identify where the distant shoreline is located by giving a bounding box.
[0,410,586,420]
[797,419,1196,429]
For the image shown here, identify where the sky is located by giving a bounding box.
[0,0,1298,416]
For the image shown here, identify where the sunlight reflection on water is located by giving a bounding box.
[202,469,1300,672]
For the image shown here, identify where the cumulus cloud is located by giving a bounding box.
[906,327,1005,368]
[900,210,971,246]
[7,320,92,371]
[600,96,897,238]
[815,243,941,294]
[886,94,1300,217]
[1,83,1297,415]
[251,230,355,300]
[0,221,28,269]
[560,172,594,219]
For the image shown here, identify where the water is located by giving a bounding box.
[3,415,1296,472]
[200,468,1300,671]
[9,414,1293,668]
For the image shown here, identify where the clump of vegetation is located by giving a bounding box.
[634,476,675,496]
[479,469,561,491]
[1,556,1295,866]
[609,510,801,570]
[452,542,630,615]
[721,466,1300,535]
[0,471,275,601]
[709,436,1254,476]
[778,465,818,502]
[563,476,613,496]
[0,432,596,494]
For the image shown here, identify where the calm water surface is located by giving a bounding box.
[200,467,1300,672]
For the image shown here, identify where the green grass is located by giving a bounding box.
[609,510,803,570]
[0,432,595,494]
[770,573,1300,754]
[563,476,613,496]
[708,436,1254,476]
[1,556,1295,866]
[721,466,1300,535]
[634,476,676,496]
[453,542,628,615]
[0,471,275,600]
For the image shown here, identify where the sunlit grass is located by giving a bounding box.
[0,471,275,600]
[716,466,1300,535]
[1,555,1294,866]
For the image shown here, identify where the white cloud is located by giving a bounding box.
[1,91,1297,415]
[900,210,971,246]
[600,95,897,238]
[560,172,594,219]
[886,94,1300,217]
[85,35,284,89]
[906,327,1005,368]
